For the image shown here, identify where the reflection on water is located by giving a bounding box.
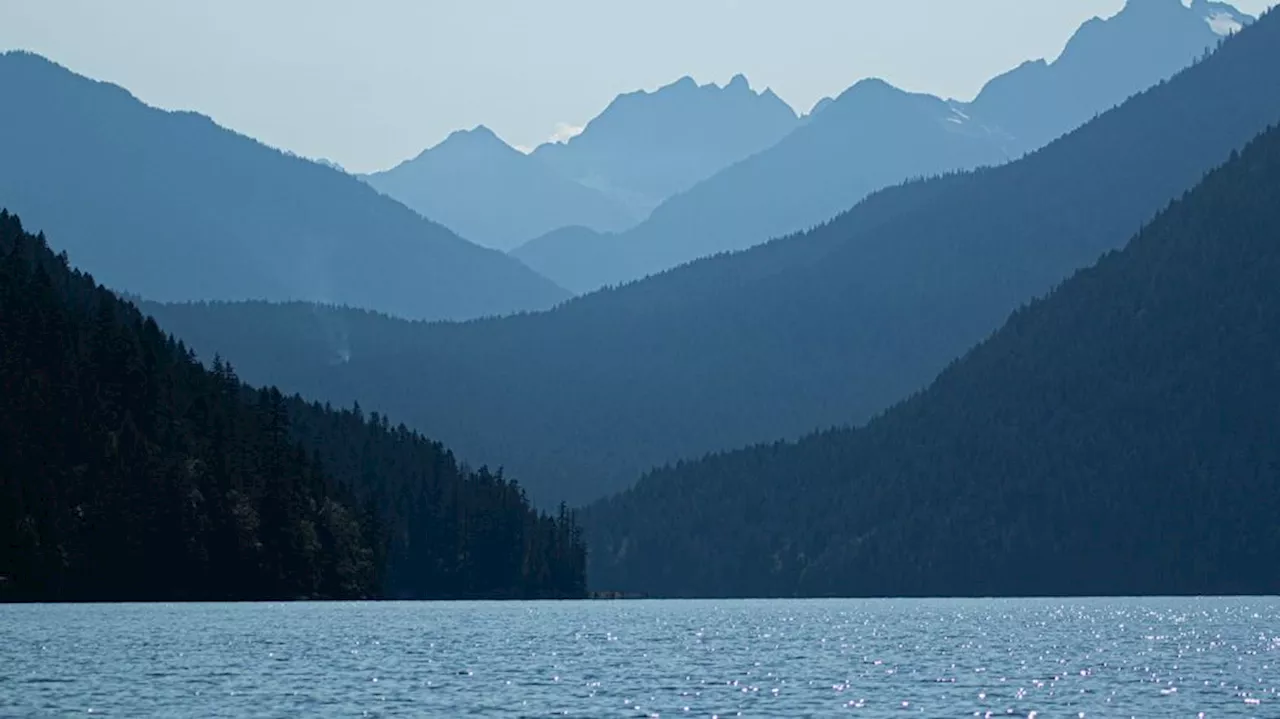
[2,597,1277,717]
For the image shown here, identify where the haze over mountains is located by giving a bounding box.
[146,5,1280,508]
[514,79,1017,293]
[364,74,800,251]
[530,74,801,217]
[0,52,568,321]
[5,0,1279,603]
[584,118,1280,599]
[362,126,638,252]
[970,0,1251,148]
[515,0,1252,293]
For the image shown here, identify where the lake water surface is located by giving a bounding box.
[2,597,1277,717]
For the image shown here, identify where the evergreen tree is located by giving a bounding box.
[583,122,1280,599]
[0,211,585,601]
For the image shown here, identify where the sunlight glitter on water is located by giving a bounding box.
[0,597,1277,717]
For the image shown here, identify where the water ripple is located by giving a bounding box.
[0,598,1277,717]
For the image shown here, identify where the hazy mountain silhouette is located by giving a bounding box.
[510,226,616,294]
[526,79,1019,291]
[805,97,836,120]
[523,0,1251,294]
[584,121,1280,599]
[145,8,1280,507]
[531,74,799,217]
[0,52,568,320]
[313,158,348,173]
[363,126,638,251]
[970,0,1252,148]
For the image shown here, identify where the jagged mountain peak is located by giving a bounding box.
[1059,0,1251,62]
[530,72,800,212]
[968,0,1251,148]
[632,73,774,100]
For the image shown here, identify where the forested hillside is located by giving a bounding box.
[0,52,567,321]
[0,211,584,602]
[584,122,1280,598]
[146,9,1280,508]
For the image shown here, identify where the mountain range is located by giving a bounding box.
[362,126,638,251]
[970,0,1251,147]
[531,74,801,217]
[4,0,1278,605]
[514,0,1252,293]
[144,5,1280,508]
[0,52,568,321]
[363,74,801,252]
[584,114,1280,598]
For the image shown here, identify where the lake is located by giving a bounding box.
[2,597,1277,717]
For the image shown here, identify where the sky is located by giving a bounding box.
[1,0,1275,173]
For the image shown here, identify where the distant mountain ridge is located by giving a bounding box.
[517,0,1252,294]
[968,0,1252,147]
[146,6,1280,508]
[531,74,800,217]
[516,77,1018,292]
[363,126,639,251]
[583,117,1280,599]
[0,51,568,320]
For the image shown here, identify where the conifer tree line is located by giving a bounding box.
[0,210,585,601]
[583,124,1280,598]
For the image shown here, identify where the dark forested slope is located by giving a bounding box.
[0,52,567,321]
[147,9,1280,508]
[0,211,584,602]
[584,122,1280,598]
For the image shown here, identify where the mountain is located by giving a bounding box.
[583,121,1280,599]
[522,0,1251,294]
[0,52,568,321]
[0,209,585,602]
[363,126,638,251]
[531,74,799,216]
[519,79,1018,291]
[510,226,616,294]
[806,97,836,118]
[970,0,1252,148]
[313,157,348,173]
[144,8,1280,509]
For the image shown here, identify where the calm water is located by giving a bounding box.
[2,598,1277,718]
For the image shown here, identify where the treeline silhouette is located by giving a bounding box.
[0,211,584,601]
[146,9,1280,508]
[584,123,1280,598]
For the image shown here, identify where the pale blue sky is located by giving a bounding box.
[1,0,1273,172]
